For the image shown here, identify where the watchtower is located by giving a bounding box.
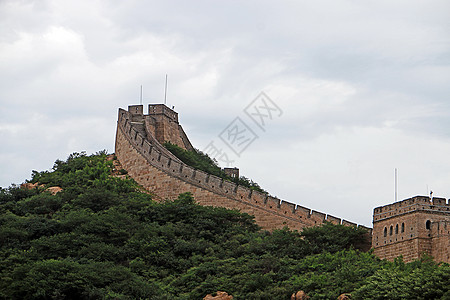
[372,196,450,263]
[223,167,239,179]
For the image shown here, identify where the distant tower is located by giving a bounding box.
[223,167,239,179]
[372,196,450,263]
[125,104,194,151]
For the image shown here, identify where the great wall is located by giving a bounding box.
[115,104,449,263]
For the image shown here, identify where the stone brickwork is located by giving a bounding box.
[431,220,450,263]
[372,196,450,263]
[115,105,371,233]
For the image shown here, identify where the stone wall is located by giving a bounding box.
[431,220,450,263]
[115,106,371,233]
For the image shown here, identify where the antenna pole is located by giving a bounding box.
[395,168,398,202]
[164,74,168,105]
[140,85,143,105]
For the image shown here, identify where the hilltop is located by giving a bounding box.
[1,151,449,299]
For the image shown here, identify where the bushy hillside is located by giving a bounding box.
[0,152,449,299]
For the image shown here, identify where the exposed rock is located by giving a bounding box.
[337,293,351,300]
[21,182,62,195]
[291,290,310,300]
[20,182,39,189]
[203,291,233,300]
[47,186,63,195]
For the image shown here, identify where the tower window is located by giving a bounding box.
[426,220,431,230]
[401,223,405,233]
[384,227,387,237]
[389,225,393,236]
[395,224,399,234]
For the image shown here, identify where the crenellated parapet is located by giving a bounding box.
[373,196,450,222]
[115,105,370,233]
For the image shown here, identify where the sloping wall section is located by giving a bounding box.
[115,105,371,233]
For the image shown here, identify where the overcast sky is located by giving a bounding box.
[1,0,450,227]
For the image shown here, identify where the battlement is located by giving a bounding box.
[373,196,450,222]
[115,106,371,234]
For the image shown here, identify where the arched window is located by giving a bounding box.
[426,220,431,230]
[384,227,387,237]
[401,223,405,233]
[395,224,399,234]
[389,225,393,236]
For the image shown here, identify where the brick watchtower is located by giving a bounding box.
[372,196,450,263]
[126,104,194,151]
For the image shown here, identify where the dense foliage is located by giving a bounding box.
[163,142,267,194]
[1,152,449,299]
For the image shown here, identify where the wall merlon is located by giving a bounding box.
[222,180,237,195]
[124,120,131,134]
[128,105,143,116]
[208,175,222,191]
[169,160,181,174]
[266,196,281,210]
[415,196,431,204]
[358,225,373,235]
[432,197,447,205]
[119,110,127,126]
[181,165,195,179]
[193,170,209,185]
[311,210,326,222]
[342,220,357,227]
[295,205,311,218]
[136,135,144,146]
[149,147,160,161]
[130,127,138,141]
[326,215,342,225]
[159,154,169,168]
[143,140,152,154]
[251,191,266,205]
[236,186,250,200]
[280,201,296,214]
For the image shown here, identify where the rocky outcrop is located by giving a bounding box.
[20,182,39,190]
[203,291,233,300]
[291,290,310,300]
[337,293,351,300]
[21,182,62,195]
[46,186,63,195]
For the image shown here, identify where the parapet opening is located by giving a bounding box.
[426,220,431,230]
